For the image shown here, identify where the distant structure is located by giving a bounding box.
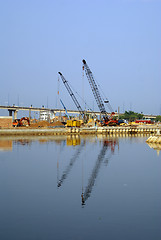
[39,110,55,121]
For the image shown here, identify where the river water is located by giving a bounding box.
[0,135,160,240]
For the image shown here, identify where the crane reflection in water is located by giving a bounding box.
[57,139,85,188]
[81,138,118,206]
[56,136,118,206]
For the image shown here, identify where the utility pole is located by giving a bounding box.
[118,106,120,118]
[8,94,10,106]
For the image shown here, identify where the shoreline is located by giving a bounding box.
[0,126,160,136]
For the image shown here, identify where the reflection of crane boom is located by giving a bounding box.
[81,142,108,205]
[58,141,85,187]
[58,72,84,117]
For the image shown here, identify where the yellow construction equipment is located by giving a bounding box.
[67,120,81,127]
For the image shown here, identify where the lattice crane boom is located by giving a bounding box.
[82,59,108,115]
[58,72,84,116]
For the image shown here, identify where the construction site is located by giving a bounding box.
[0,59,161,135]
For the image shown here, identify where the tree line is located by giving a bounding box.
[118,111,161,122]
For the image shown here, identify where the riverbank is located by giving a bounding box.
[0,126,160,136]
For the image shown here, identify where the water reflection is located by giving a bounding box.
[67,136,81,146]
[81,139,118,206]
[0,136,67,150]
[57,140,85,187]
[0,140,12,151]
[0,135,160,240]
[14,139,31,146]
[146,142,161,156]
[0,135,118,206]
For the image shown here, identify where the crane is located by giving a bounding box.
[82,59,116,125]
[58,72,84,117]
[60,98,69,118]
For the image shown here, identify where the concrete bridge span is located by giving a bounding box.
[0,105,102,120]
[0,105,157,120]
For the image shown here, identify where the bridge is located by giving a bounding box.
[0,105,157,120]
[0,105,102,120]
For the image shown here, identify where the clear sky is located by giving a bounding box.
[0,0,161,116]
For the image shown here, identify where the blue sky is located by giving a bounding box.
[0,0,161,116]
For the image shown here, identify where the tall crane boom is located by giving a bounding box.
[82,59,107,115]
[58,72,84,116]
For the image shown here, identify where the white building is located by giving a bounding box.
[39,110,55,121]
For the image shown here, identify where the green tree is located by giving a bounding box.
[120,111,143,121]
[155,115,161,122]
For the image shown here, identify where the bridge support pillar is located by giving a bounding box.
[8,109,18,119]
[14,110,18,120]
[8,110,12,116]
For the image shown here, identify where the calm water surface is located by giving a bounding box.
[0,135,160,240]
